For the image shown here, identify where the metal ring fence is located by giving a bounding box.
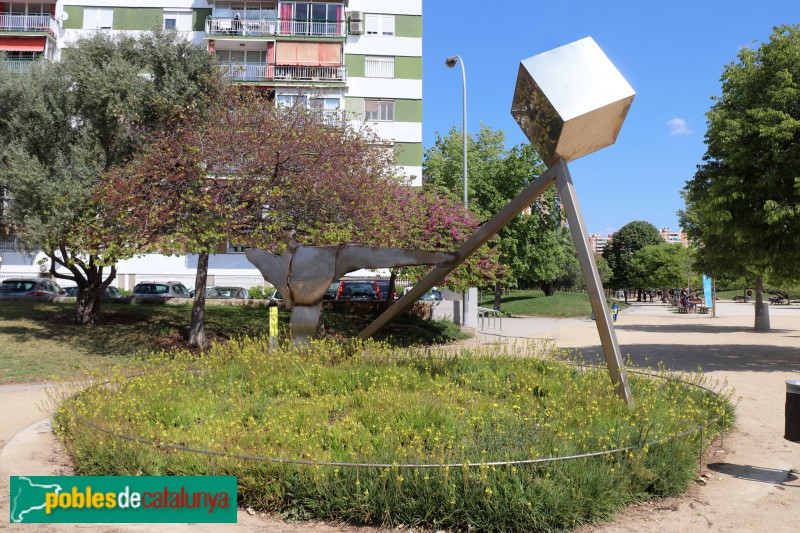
[65,361,729,471]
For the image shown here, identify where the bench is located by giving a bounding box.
[677,305,691,314]
[696,305,709,314]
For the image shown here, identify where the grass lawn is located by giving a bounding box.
[0,301,467,384]
[479,289,626,317]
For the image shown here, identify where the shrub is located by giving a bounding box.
[55,340,733,532]
[248,286,276,300]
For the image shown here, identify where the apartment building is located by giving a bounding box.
[659,227,687,247]
[588,233,612,255]
[0,1,423,288]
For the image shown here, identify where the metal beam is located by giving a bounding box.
[553,159,632,405]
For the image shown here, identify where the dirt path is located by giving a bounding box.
[1,302,798,532]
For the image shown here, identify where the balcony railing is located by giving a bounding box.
[206,17,346,38]
[0,234,22,252]
[219,62,347,83]
[310,109,346,128]
[0,13,57,35]
[274,65,346,82]
[1,59,39,74]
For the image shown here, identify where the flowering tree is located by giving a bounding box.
[95,89,499,345]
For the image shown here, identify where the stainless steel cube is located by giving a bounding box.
[511,37,635,165]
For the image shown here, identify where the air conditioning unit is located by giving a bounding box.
[349,21,363,35]
[350,11,363,22]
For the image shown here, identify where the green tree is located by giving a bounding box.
[680,24,800,329]
[602,220,663,300]
[0,31,222,324]
[628,243,693,298]
[423,125,568,301]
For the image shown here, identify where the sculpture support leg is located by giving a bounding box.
[553,159,633,406]
[290,303,323,345]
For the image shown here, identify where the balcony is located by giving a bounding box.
[220,62,347,83]
[1,58,39,74]
[0,13,57,36]
[206,17,346,38]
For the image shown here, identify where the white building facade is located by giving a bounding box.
[0,1,423,288]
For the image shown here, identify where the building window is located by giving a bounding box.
[365,99,394,122]
[311,97,342,126]
[226,243,250,253]
[163,10,192,31]
[365,14,394,36]
[276,93,307,108]
[83,7,113,30]
[365,56,394,78]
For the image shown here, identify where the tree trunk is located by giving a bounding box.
[636,288,642,302]
[540,281,555,296]
[754,275,770,331]
[189,251,209,348]
[493,280,502,311]
[75,284,103,325]
[380,269,398,313]
[71,265,115,325]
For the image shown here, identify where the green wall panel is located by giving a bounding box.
[62,6,83,30]
[345,54,365,78]
[113,8,162,31]
[345,96,365,115]
[394,143,423,166]
[395,99,422,122]
[193,8,212,32]
[395,56,422,79]
[395,15,422,38]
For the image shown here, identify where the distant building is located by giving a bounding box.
[659,228,688,247]
[587,227,688,255]
[588,233,613,254]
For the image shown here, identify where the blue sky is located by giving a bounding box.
[422,0,798,235]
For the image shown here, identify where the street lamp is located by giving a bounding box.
[445,55,467,207]
[446,55,470,328]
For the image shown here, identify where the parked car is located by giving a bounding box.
[128,281,192,303]
[0,277,65,301]
[323,281,340,300]
[336,280,380,301]
[374,280,397,301]
[205,286,252,299]
[63,286,128,302]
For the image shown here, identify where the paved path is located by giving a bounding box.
[1,301,798,532]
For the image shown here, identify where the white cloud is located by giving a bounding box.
[667,117,693,136]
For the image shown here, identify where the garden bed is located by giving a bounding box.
[54,339,732,532]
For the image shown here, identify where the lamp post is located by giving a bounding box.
[445,55,467,207]
[446,55,470,328]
